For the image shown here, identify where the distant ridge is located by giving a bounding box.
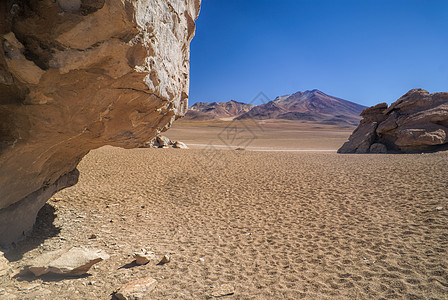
[186,90,367,126]
[184,100,255,120]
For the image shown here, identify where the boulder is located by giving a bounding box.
[24,247,109,276]
[115,276,157,300]
[339,89,448,153]
[338,121,378,154]
[0,0,201,245]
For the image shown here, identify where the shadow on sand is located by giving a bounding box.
[3,203,61,262]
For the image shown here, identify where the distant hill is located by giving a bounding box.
[236,89,367,125]
[184,90,367,125]
[184,100,255,120]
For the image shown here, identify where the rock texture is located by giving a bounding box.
[115,276,157,300]
[25,247,109,276]
[338,89,448,153]
[0,0,201,245]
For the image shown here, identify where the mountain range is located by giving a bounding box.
[184,100,254,120]
[185,89,367,126]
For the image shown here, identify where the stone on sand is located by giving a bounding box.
[114,276,157,300]
[158,254,170,265]
[133,249,156,265]
[173,141,188,149]
[25,247,109,276]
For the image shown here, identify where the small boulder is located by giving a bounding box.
[24,247,109,276]
[158,254,170,265]
[133,249,156,265]
[173,141,188,149]
[369,143,387,154]
[114,276,157,300]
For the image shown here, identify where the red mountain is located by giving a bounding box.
[236,89,367,125]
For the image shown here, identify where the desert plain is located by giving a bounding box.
[1,121,447,299]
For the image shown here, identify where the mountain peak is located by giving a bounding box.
[237,90,367,125]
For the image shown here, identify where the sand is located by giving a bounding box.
[167,119,355,150]
[1,146,447,299]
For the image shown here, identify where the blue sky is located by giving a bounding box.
[188,0,448,106]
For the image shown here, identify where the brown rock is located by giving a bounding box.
[158,254,170,265]
[338,122,378,154]
[369,143,387,154]
[0,0,201,245]
[133,249,156,265]
[339,89,448,153]
[115,276,157,300]
[25,247,109,276]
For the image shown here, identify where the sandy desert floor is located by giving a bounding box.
[1,145,447,299]
[167,120,355,150]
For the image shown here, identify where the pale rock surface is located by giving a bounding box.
[156,135,172,147]
[114,276,157,300]
[339,89,448,153]
[24,247,109,276]
[133,248,156,265]
[0,0,201,245]
[173,141,188,148]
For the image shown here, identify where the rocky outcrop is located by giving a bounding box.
[0,0,201,245]
[338,89,448,154]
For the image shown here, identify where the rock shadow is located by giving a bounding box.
[3,203,61,262]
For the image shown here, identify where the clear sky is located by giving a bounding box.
[188,0,448,106]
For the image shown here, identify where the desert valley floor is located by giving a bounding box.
[1,123,447,299]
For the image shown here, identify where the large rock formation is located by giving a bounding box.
[0,0,200,245]
[338,89,448,154]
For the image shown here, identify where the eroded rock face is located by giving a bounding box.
[0,0,200,245]
[338,89,448,154]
